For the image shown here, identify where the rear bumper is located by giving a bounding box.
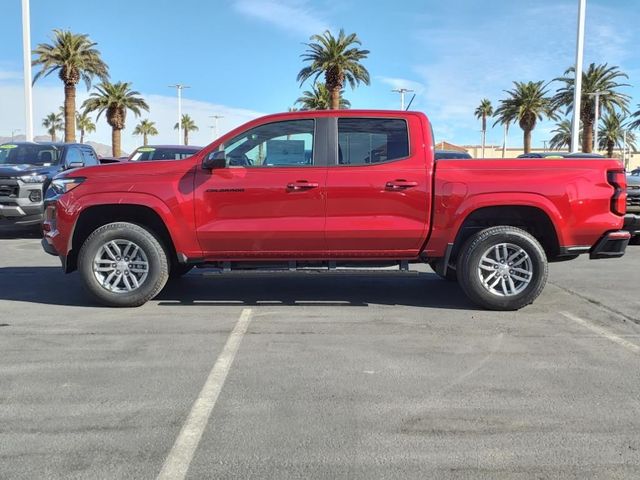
[589,230,630,259]
[623,213,640,236]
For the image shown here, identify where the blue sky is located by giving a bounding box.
[1,0,639,152]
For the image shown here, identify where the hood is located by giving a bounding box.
[0,163,60,178]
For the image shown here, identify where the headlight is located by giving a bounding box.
[20,174,47,183]
[50,177,85,195]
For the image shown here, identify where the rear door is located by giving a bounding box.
[325,115,432,257]
[194,117,329,258]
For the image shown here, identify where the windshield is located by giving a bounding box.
[130,147,200,161]
[0,144,60,166]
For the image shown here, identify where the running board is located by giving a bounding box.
[196,259,414,274]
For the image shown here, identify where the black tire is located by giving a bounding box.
[78,222,169,307]
[429,260,457,281]
[629,235,640,246]
[456,226,548,311]
[169,263,194,279]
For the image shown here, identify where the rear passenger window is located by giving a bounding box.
[338,118,409,165]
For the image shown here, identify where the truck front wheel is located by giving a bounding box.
[78,222,169,307]
[456,226,548,311]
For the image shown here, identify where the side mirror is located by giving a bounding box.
[66,161,84,169]
[202,150,227,170]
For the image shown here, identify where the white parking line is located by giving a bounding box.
[561,312,640,354]
[156,308,253,480]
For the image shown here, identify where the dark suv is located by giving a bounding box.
[0,142,100,226]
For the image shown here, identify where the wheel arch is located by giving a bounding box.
[66,204,178,273]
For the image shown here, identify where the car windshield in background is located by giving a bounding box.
[0,144,60,166]
[130,147,200,161]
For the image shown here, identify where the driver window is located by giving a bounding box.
[222,119,314,167]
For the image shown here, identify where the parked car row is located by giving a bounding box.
[0,141,201,228]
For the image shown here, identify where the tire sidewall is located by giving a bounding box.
[78,223,168,307]
[458,228,548,310]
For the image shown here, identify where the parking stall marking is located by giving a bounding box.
[561,312,640,354]
[156,308,253,480]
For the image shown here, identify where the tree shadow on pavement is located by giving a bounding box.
[0,267,480,310]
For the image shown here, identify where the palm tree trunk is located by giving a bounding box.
[64,84,76,143]
[330,87,341,110]
[184,130,188,146]
[607,140,614,158]
[80,129,85,144]
[582,121,593,153]
[523,129,532,154]
[481,115,486,159]
[143,133,148,146]
[112,128,122,157]
[50,130,56,142]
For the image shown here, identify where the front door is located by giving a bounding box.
[194,118,328,258]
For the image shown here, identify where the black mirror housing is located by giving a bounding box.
[66,161,85,169]
[202,150,227,170]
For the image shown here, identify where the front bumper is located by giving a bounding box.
[589,230,631,259]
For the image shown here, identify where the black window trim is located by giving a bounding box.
[222,118,328,169]
[331,116,412,167]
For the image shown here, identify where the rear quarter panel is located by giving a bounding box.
[424,158,625,257]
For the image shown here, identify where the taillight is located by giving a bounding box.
[607,170,627,216]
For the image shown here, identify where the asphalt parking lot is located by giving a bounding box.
[1,231,640,479]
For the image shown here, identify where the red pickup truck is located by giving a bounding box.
[42,110,631,310]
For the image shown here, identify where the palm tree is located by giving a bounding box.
[597,112,637,158]
[297,29,369,110]
[75,111,95,144]
[32,29,109,143]
[174,114,199,145]
[82,81,149,157]
[133,119,159,146]
[549,119,576,151]
[493,81,556,154]
[295,82,350,110]
[552,63,630,153]
[474,99,493,158]
[629,105,640,130]
[42,112,63,142]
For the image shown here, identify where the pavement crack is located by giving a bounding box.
[549,281,640,325]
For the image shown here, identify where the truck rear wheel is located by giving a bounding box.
[78,222,169,307]
[456,226,548,311]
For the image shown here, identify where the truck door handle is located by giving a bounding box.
[385,180,418,190]
[287,181,319,191]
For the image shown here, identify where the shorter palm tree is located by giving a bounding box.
[82,81,148,157]
[475,99,493,158]
[493,81,556,154]
[76,111,96,144]
[174,114,198,145]
[598,112,637,158]
[133,119,158,146]
[42,112,64,142]
[295,82,350,110]
[549,119,576,151]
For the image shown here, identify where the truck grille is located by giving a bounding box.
[0,184,19,198]
[628,196,640,207]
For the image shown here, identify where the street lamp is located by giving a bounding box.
[209,114,224,140]
[21,0,33,142]
[571,0,586,153]
[587,90,607,152]
[392,88,414,110]
[168,84,190,144]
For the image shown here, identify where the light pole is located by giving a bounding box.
[392,88,414,110]
[571,0,586,153]
[588,90,606,153]
[543,140,548,151]
[11,129,21,141]
[21,0,33,142]
[168,84,190,144]
[209,114,223,140]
